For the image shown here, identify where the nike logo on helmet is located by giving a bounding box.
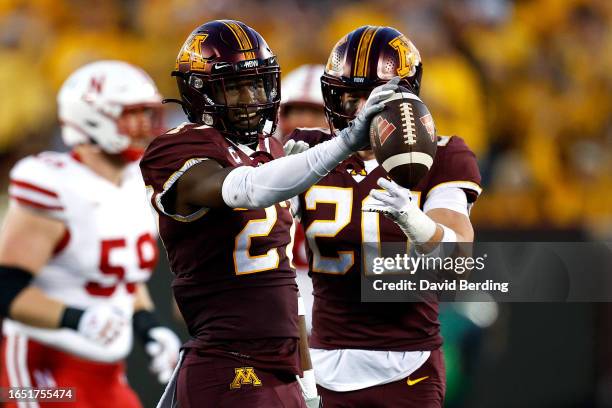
[214,62,232,70]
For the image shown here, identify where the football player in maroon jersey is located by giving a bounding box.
[288,26,482,407]
[139,20,400,407]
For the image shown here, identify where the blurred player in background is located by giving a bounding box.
[140,19,399,407]
[0,60,181,408]
[288,26,481,407]
[278,64,328,141]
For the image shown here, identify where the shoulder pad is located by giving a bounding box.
[9,153,67,217]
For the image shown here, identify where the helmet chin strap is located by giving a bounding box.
[222,107,265,146]
[86,136,143,163]
[120,147,145,162]
[262,119,273,135]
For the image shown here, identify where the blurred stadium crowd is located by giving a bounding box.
[0,0,610,236]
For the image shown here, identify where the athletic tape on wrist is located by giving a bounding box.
[298,369,318,399]
[298,296,306,316]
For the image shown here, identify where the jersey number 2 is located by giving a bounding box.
[233,204,294,275]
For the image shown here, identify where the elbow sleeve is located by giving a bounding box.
[0,265,33,317]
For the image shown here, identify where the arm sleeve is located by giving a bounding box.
[221,135,352,209]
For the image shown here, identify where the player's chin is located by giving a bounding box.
[231,116,261,130]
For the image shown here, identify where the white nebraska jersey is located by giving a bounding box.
[3,152,158,362]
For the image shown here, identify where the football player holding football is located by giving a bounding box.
[139,20,399,407]
[288,26,482,407]
[0,60,181,407]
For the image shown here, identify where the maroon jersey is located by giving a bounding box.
[140,123,300,374]
[290,128,481,352]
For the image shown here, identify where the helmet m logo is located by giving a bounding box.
[177,33,209,71]
[389,35,421,78]
[230,367,262,389]
[89,76,105,94]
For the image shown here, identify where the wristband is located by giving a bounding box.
[396,206,437,244]
[440,224,457,242]
[60,307,85,330]
[0,265,33,317]
[133,309,161,344]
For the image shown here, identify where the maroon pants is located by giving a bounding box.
[177,349,306,407]
[317,348,445,408]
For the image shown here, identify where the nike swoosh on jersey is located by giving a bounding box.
[406,376,429,386]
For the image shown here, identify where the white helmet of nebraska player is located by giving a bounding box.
[281,64,325,109]
[58,60,163,155]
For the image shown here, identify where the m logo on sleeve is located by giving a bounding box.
[230,367,263,389]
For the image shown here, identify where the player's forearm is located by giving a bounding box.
[296,296,318,400]
[221,135,352,209]
[9,286,66,329]
[415,223,472,255]
[425,208,474,254]
[1,268,99,334]
[298,316,313,371]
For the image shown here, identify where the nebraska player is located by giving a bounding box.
[289,26,482,407]
[278,64,328,141]
[139,20,400,408]
[0,61,180,407]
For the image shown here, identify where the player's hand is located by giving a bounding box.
[145,327,181,384]
[78,305,129,346]
[363,177,413,221]
[283,139,310,156]
[337,76,400,151]
[364,177,437,243]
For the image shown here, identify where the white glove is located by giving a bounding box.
[283,139,310,155]
[363,177,437,243]
[305,396,322,408]
[77,305,129,346]
[337,76,400,151]
[145,327,181,384]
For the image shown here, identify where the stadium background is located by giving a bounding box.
[0,0,610,406]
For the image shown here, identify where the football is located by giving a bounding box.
[369,87,437,189]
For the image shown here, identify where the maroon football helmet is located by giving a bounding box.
[321,26,422,131]
[172,20,280,144]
